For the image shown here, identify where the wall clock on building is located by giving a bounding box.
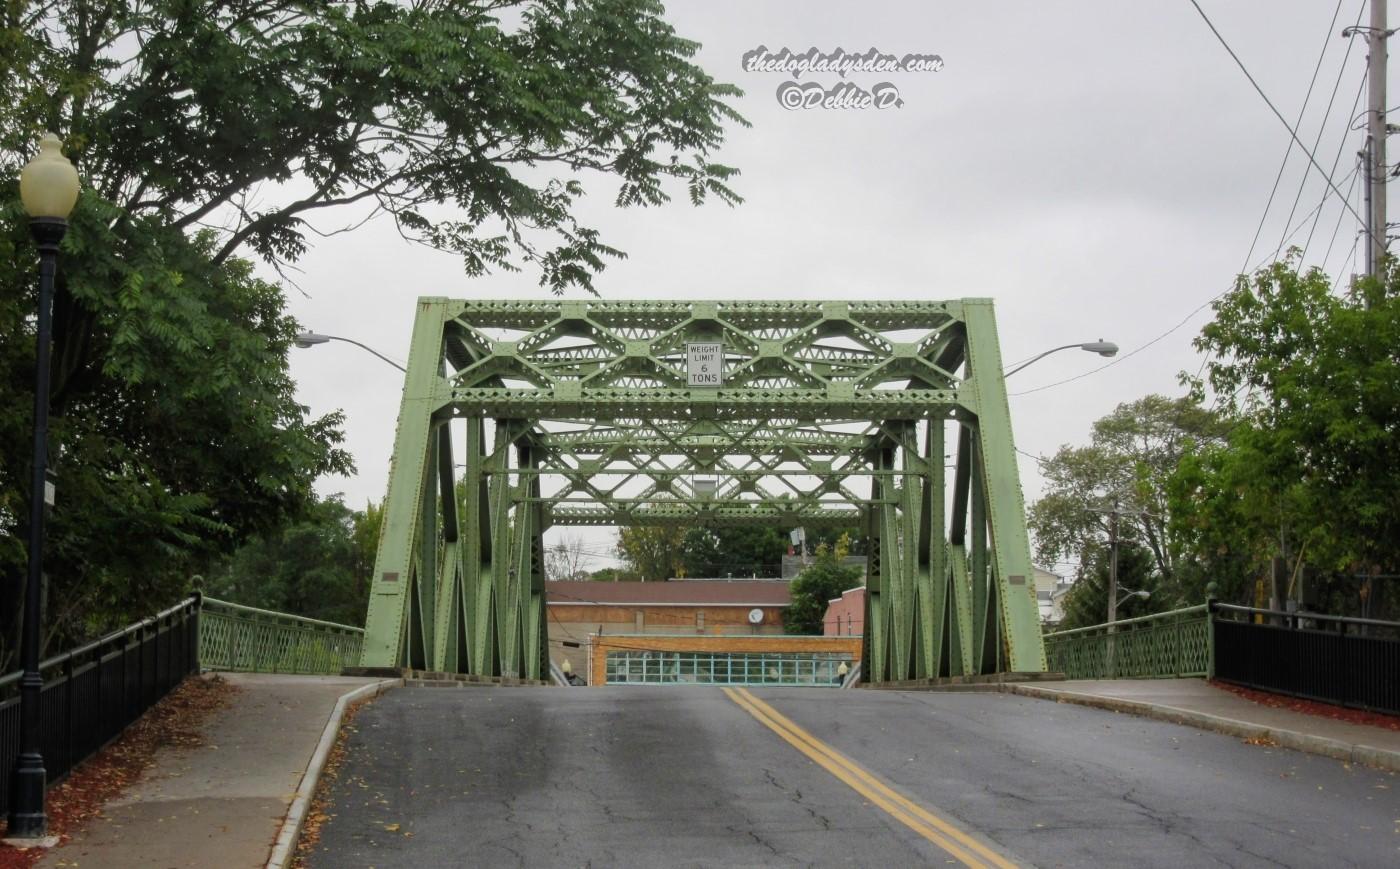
[747,608,764,625]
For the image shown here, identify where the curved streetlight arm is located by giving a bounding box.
[294,332,406,373]
[1003,339,1119,377]
[1003,343,1085,377]
[1115,588,1151,606]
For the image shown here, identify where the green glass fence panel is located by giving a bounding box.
[603,651,850,687]
[199,597,364,675]
[1042,605,1210,679]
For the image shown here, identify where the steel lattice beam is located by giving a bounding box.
[359,298,1046,681]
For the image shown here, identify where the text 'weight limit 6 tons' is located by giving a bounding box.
[687,343,723,387]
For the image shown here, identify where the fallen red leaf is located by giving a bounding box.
[0,674,239,869]
[1211,680,1400,732]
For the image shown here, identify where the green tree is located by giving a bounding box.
[587,566,634,582]
[1,0,744,293]
[1,0,745,659]
[679,526,787,578]
[349,499,384,609]
[678,528,724,577]
[1054,543,1158,630]
[0,209,351,665]
[805,527,866,556]
[1170,258,1400,618]
[784,537,863,635]
[1028,395,1225,608]
[616,525,684,582]
[204,495,375,626]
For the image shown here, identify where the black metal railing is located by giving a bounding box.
[1212,603,1400,716]
[0,595,200,816]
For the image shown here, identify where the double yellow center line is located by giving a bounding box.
[723,687,1018,869]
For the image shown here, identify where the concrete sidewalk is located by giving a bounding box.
[41,673,381,869]
[1009,678,1400,772]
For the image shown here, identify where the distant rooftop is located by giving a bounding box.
[546,580,791,607]
[668,576,787,582]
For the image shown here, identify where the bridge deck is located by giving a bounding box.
[304,686,1397,868]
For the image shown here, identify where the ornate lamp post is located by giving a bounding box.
[8,133,80,839]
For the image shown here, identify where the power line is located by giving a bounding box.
[1186,0,1377,250]
[1320,160,1364,270]
[1301,69,1370,262]
[1196,21,1366,407]
[1273,1,1365,264]
[1007,300,1215,397]
[1009,162,1364,399]
[1331,220,1365,294]
[1246,0,1348,269]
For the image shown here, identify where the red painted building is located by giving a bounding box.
[823,586,865,637]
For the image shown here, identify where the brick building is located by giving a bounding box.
[823,586,866,637]
[546,579,791,680]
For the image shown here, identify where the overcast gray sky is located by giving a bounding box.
[281,1,1386,573]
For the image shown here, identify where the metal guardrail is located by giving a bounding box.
[198,597,363,675]
[0,596,200,815]
[1043,604,1211,679]
[1212,603,1400,715]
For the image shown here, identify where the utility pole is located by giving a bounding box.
[1366,0,1390,280]
[1106,506,1121,629]
[1106,505,1120,678]
[1087,497,1151,678]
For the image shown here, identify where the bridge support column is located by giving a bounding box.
[963,300,1045,673]
[360,300,451,671]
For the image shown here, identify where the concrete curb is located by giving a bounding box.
[265,678,401,869]
[1006,684,1400,773]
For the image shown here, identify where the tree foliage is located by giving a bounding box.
[784,537,862,635]
[615,524,683,582]
[679,526,787,578]
[1169,259,1400,617]
[1028,395,1225,608]
[1,0,744,293]
[587,566,632,582]
[0,0,745,660]
[0,202,351,664]
[202,495,380,626]
[1053,543,1157,630]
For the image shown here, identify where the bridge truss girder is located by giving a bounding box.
[359,298,1046,682]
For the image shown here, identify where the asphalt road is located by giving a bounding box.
[307,686,1399,868]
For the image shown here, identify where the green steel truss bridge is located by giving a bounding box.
[359,298,1047,683]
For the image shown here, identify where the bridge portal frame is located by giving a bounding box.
[358,298,1046,682]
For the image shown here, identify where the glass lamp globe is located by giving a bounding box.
[20,133,80,220]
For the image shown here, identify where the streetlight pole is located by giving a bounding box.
[1002,340,1118,377]
[1106,502,1120,678]
[9,133,80,840]
[292,331,406,372]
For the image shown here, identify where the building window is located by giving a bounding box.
[602,651,848,687]
[696,611,705,633]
